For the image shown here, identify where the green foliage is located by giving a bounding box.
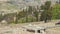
[28,6,33,12]
[34,10,39,21]
[56,12,60,19]
[18,11,26,19]
[52,4,60,19]
[17,6,35,23]
[44,1,51,10]
[40,1,52,23]
[0,14,3,21]
[0,15,2,18]
[18,16,36,23]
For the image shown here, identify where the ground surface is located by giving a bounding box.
[0,20,60,34]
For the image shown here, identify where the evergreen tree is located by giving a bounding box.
[26,7,28,22]
[34,9,39,21]
[40,1,52,23]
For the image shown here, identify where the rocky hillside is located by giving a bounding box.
[0,0,58,10]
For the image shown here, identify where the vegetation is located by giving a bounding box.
[34,10,39,21]
[0,1,60,24]
[52,4,60,19]
[40,1,52,23]
[0,14,3,21]
[18,16,36,23]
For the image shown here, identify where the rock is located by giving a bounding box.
[0,20,8,25]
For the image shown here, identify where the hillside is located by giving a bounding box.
[0,0,58,10]
[0,2,18,10]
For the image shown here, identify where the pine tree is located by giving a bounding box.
[40,1,52,23]
[34,9,39,21]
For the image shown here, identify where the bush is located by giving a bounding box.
[18,16,36,23]
[52,4,60,19]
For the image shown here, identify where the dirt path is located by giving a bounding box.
[0,20,60,34]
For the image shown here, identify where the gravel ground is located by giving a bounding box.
[0,20,60,34]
